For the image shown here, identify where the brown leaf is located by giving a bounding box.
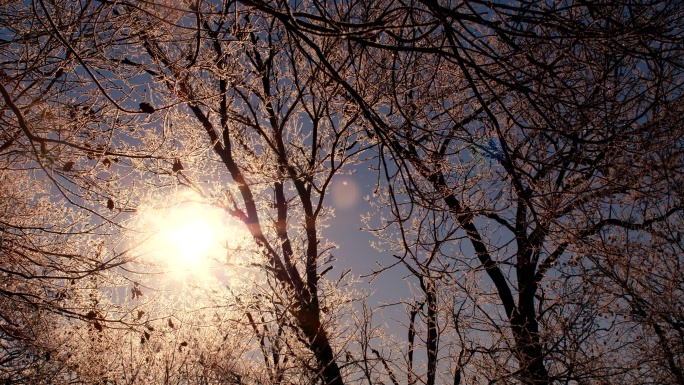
[139,102,155,114]
[131,283,143,299]
[143,331,150,341]
[93,320,103,332]
[107,198,114,211]
[168,318,175,329]
[172,159,184,172]
[85,310,97,320]
[179,341,188,351]
[102,158,111,168]
[136,310,145,320]
[63,161,74,172]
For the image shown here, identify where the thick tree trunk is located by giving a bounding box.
[510,312,550,385]
[512,263,550,385]
[296,306,344,385]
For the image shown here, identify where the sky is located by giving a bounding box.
[324,168,416,321]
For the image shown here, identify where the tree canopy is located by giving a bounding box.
[1,1,683,384]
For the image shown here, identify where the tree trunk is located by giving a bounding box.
[510,312,550,385]
[296,306,344,385]
[512,264,550,385]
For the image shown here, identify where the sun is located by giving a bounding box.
[135,192,245,279]
[160,210,216,265]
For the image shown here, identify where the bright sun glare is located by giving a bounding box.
[161,214,215,264]
[136,193,244,279]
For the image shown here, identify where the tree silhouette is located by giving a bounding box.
[1,0,683,384]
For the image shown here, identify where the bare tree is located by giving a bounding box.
[0,2,140,380]
[3,1,684,384]
[10,0,374,383]
[232,0,684,384]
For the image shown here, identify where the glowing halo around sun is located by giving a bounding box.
[134,192,247,280]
